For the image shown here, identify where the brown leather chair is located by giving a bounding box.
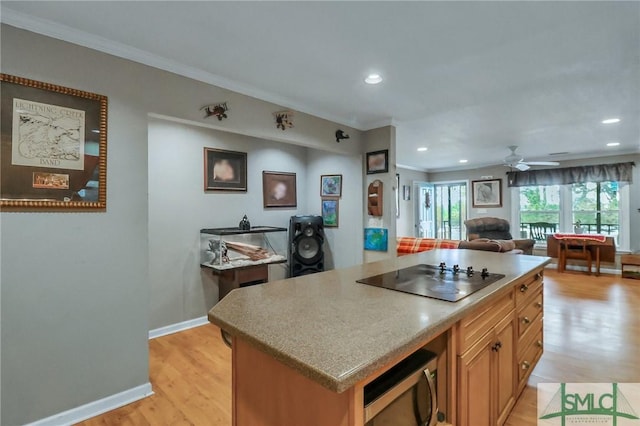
[464,217,535,255]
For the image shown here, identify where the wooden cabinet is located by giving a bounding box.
[456,268,544,426]
[515,271,544,393]
[458,313,515,426]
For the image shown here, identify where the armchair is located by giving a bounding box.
[464,217,535,255]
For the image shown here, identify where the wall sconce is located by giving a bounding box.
[274,111,294,131]
[201,102,229,121]
[335,130,350,143]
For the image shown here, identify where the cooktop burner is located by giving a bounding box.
[356,263,505,302]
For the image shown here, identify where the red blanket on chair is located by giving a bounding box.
[396,237,461,255]
[552,233,607,243]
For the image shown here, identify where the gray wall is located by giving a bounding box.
[362,126,397,263]
[148,118,364,330]
[1,24,363,425]
[396,167,429,237]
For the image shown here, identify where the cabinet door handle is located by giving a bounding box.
[522,316,531,325]
[522,361,531,370]
[535,301,543,308]
[520,284,529,293]
[491,341,503,352]
[535,272,542,280]
[536,340,543,348]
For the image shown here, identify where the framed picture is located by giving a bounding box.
[204,148,247,191]
[472,178,502,207]
[366,149,389,174]
[321,198,339,227]
[403,185,411,201]
[262,171,297,208]
[320,174,342,197]
[1,74,108,211]
[364,228,388,251]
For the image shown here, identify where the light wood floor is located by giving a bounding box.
[77,269,640,426]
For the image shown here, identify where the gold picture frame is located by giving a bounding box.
[0,74,108,211]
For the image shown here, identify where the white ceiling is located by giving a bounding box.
[2,1,639,171]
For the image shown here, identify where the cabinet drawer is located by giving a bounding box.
[515,271,543,307]
[518,330,543,384]
[517,291,543,338]
[458,291,514,353]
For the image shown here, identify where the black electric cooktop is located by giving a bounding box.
[356,263,505,302]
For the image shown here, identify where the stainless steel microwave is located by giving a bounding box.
[364,349,439,426]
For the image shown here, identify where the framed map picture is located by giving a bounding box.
[0,74,108,211]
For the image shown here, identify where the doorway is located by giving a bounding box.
[415,182,467,240]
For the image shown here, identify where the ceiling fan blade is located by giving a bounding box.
[524,161,560,166]
[515,163,530,171]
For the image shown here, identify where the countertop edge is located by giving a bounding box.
[209,255,551,393]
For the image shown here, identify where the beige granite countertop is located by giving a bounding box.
[208,249,550,393]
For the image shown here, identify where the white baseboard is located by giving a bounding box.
[24,382,153,426]
[148,315,209,340]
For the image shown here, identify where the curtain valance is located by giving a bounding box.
[506,162,635,187]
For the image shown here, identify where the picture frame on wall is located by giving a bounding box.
[0,73,108,211]
[321,198,339,227]
[204,148,247,191]
[471,178,502,207]
[262,171,297,208]
[366,149,389,174]
[320,174,342,197]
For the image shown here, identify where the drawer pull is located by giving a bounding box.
[522,316,531,325]
[520,284,529,293]
[491,341,503,352]
[535,272,542,280]
[522,361,531,370]
[535,301,543,308]
[536,340,543,348]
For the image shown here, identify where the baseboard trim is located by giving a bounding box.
[24,382,153,426]
[544,263,619,276]
[148,315,209,340]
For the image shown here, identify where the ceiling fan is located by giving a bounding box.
[503,145,559,171]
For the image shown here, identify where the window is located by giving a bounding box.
[514,181,629,250]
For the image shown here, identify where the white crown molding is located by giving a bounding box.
[0,7,363,130]
[23,383,153,426]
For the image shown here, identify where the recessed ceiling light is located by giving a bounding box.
[601,118,620,124]
[459,159,468,164]
[417,147,428,152]
[364,73,382,85]
[607,142,620,147]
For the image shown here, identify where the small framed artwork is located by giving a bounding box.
[1,73,108,211]
[472,178,502,208]
[263,171,297,208]
[321,198,339,227]
[320,174,342,197]
[366,149,389,174]
[204,148,247,191]
[364,228,388,252]
[403,185,411,201]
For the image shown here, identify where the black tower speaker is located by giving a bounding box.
[288,215,325,277]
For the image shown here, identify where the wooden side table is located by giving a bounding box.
[621,254,640,279]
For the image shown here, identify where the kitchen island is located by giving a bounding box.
[208,249,550,426]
